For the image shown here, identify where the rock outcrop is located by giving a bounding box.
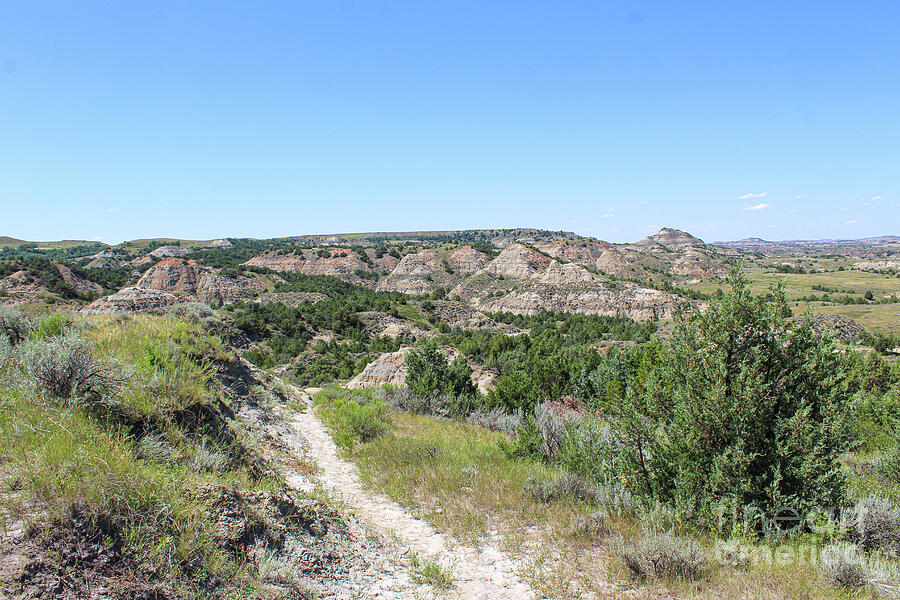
[634,227,704,250]
[84,249,129,269]
[149,245,192,259]
[345,346,495,393]
[480,243,551,278]
[81,287,178,314]
[85,258,263,313]
[137,258,203,295]
[806,314,867,342]
[55,264,103,295]
[254,292,329,307]
[244,248,393,286]
[456,279,682,321]
[135,258,263,305]
[444,241,688,321]
[376,246,488,295]
[345,348,410,389]
[357,311,432,341]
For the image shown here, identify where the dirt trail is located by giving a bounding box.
[282,385,535,600]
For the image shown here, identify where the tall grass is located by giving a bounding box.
[0,312,272,593]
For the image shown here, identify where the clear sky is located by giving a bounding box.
[1,2,898,244]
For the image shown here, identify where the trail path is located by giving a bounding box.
[283,386,535,600]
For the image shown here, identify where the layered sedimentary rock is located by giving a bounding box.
[55,264,103,295]
[81,287,178,314]
[136,258,203,295]
[375,246,488,294]
[479,243,551,278]
[243,248,393,285]
[149,245,192,258]
[135,258,263,305]
[357,311,432,340]
[345,346,495,394]
[77,257,263,310]
[84,249,129,269]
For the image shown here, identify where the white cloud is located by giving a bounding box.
[790,209,798,214]
[846,219,860,224]
[104,208,117,213]
[871,195,884,201]
[743,203,771,211]
[795,194,808,199]
[640,200,649,205]
[601,213,615,219]
[738,192,767,200]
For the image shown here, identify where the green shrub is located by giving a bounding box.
[0,306,32,346]
[406,343,475,398]
[314,389,390,448]
[603,273,851,521]
[22,334,126,398]
[31,312,70,340]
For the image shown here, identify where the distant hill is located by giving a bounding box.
[715,234,900,258]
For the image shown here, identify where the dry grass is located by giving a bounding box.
[344,410,851,599]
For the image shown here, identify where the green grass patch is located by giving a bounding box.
[312,386,390,448]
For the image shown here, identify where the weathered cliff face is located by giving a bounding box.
[457,280,681,321]
[0,263,102,299]
[536,261,599,285]
[448,244,687,320]
[625,228,729,280]
[136,258,203,295]
[480,243,551,278]
[375,246,488,295]
[855,259,900,271]
[134,258,262,305]
[80,287,178,315]
[345,346,495,394]
[243,248,393,286]
[356,311,432,341]
[149,245,192,259]
[244,250,368,277]
[447,246,489,274]
[345,348,410,389]
[84,249,129,269]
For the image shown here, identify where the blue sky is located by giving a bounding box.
[1,1,898,244]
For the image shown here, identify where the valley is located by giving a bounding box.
[1,227,899,599]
